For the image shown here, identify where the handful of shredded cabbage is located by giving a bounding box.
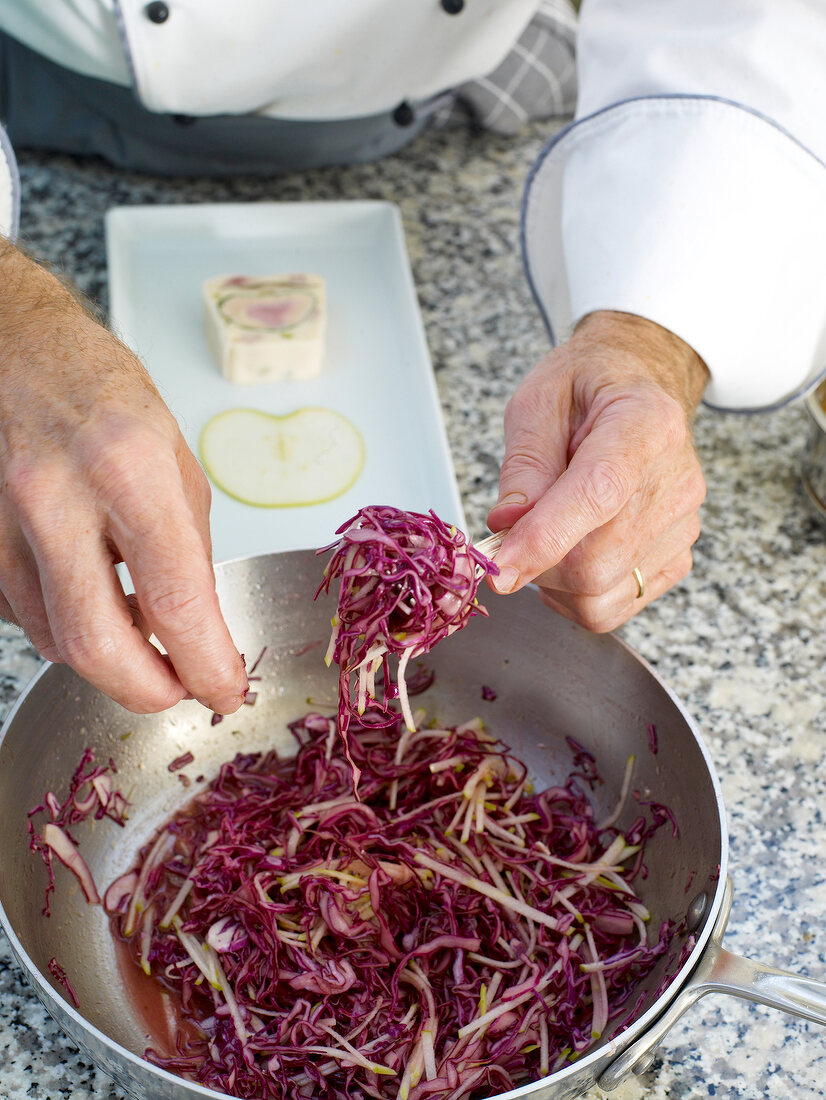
[316,506,499,751]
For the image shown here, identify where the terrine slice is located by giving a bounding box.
[202,273,326,383]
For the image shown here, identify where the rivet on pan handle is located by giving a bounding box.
[599,877,826,1091]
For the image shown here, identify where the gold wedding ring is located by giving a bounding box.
[632,567,645,600]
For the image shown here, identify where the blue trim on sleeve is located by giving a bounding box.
[701,366,826,415]
[520,93,826,414]
[0,123,21,241]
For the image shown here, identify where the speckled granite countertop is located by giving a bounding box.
[1,119,825,1100]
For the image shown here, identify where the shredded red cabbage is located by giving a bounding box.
[647,724,659,755]
[29,749,129,917]
[168,752,195,773]
[48,957,80,1009]
[316,506,498,753]
[108,711,672,1099]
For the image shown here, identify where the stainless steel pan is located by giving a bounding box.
[1,549,825,1100]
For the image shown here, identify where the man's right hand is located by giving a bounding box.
[486,311,709,632]
[0,239,248,714]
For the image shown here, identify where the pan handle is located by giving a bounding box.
[598,878,826,1092]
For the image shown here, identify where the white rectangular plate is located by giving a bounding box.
[106,201,464,563]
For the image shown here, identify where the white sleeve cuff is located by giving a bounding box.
[521,96,826,411]
[0,125,21,241]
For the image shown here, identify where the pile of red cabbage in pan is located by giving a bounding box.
[105,710,674,1100]
[316,506,499,752]
[29,508,678,1100]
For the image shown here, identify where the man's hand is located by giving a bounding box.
[487,311,709,631]
[0,240,248,713]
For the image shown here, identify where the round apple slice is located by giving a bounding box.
[200,407,365,507]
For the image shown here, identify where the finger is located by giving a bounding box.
[530,494,703,598]
[123,593,193,697]
[537,546,695,634]
[101,448,211,565]
[537,510,699,616]
[490,403,682,594]
[177,444,213,558]
[0,590,15,623]
[109,460,247,714]
[34,529,189,712]
[124,592,153,641]
[8,467,189,709]
[0,529,63,661]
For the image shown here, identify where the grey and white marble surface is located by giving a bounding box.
[1,117,825,1100]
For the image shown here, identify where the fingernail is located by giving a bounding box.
[202,691,246,715]
[494,491,528,508]
[493,565,520,594]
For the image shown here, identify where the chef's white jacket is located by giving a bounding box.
[2,0,826,411]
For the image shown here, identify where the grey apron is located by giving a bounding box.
[0,30,435,176]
